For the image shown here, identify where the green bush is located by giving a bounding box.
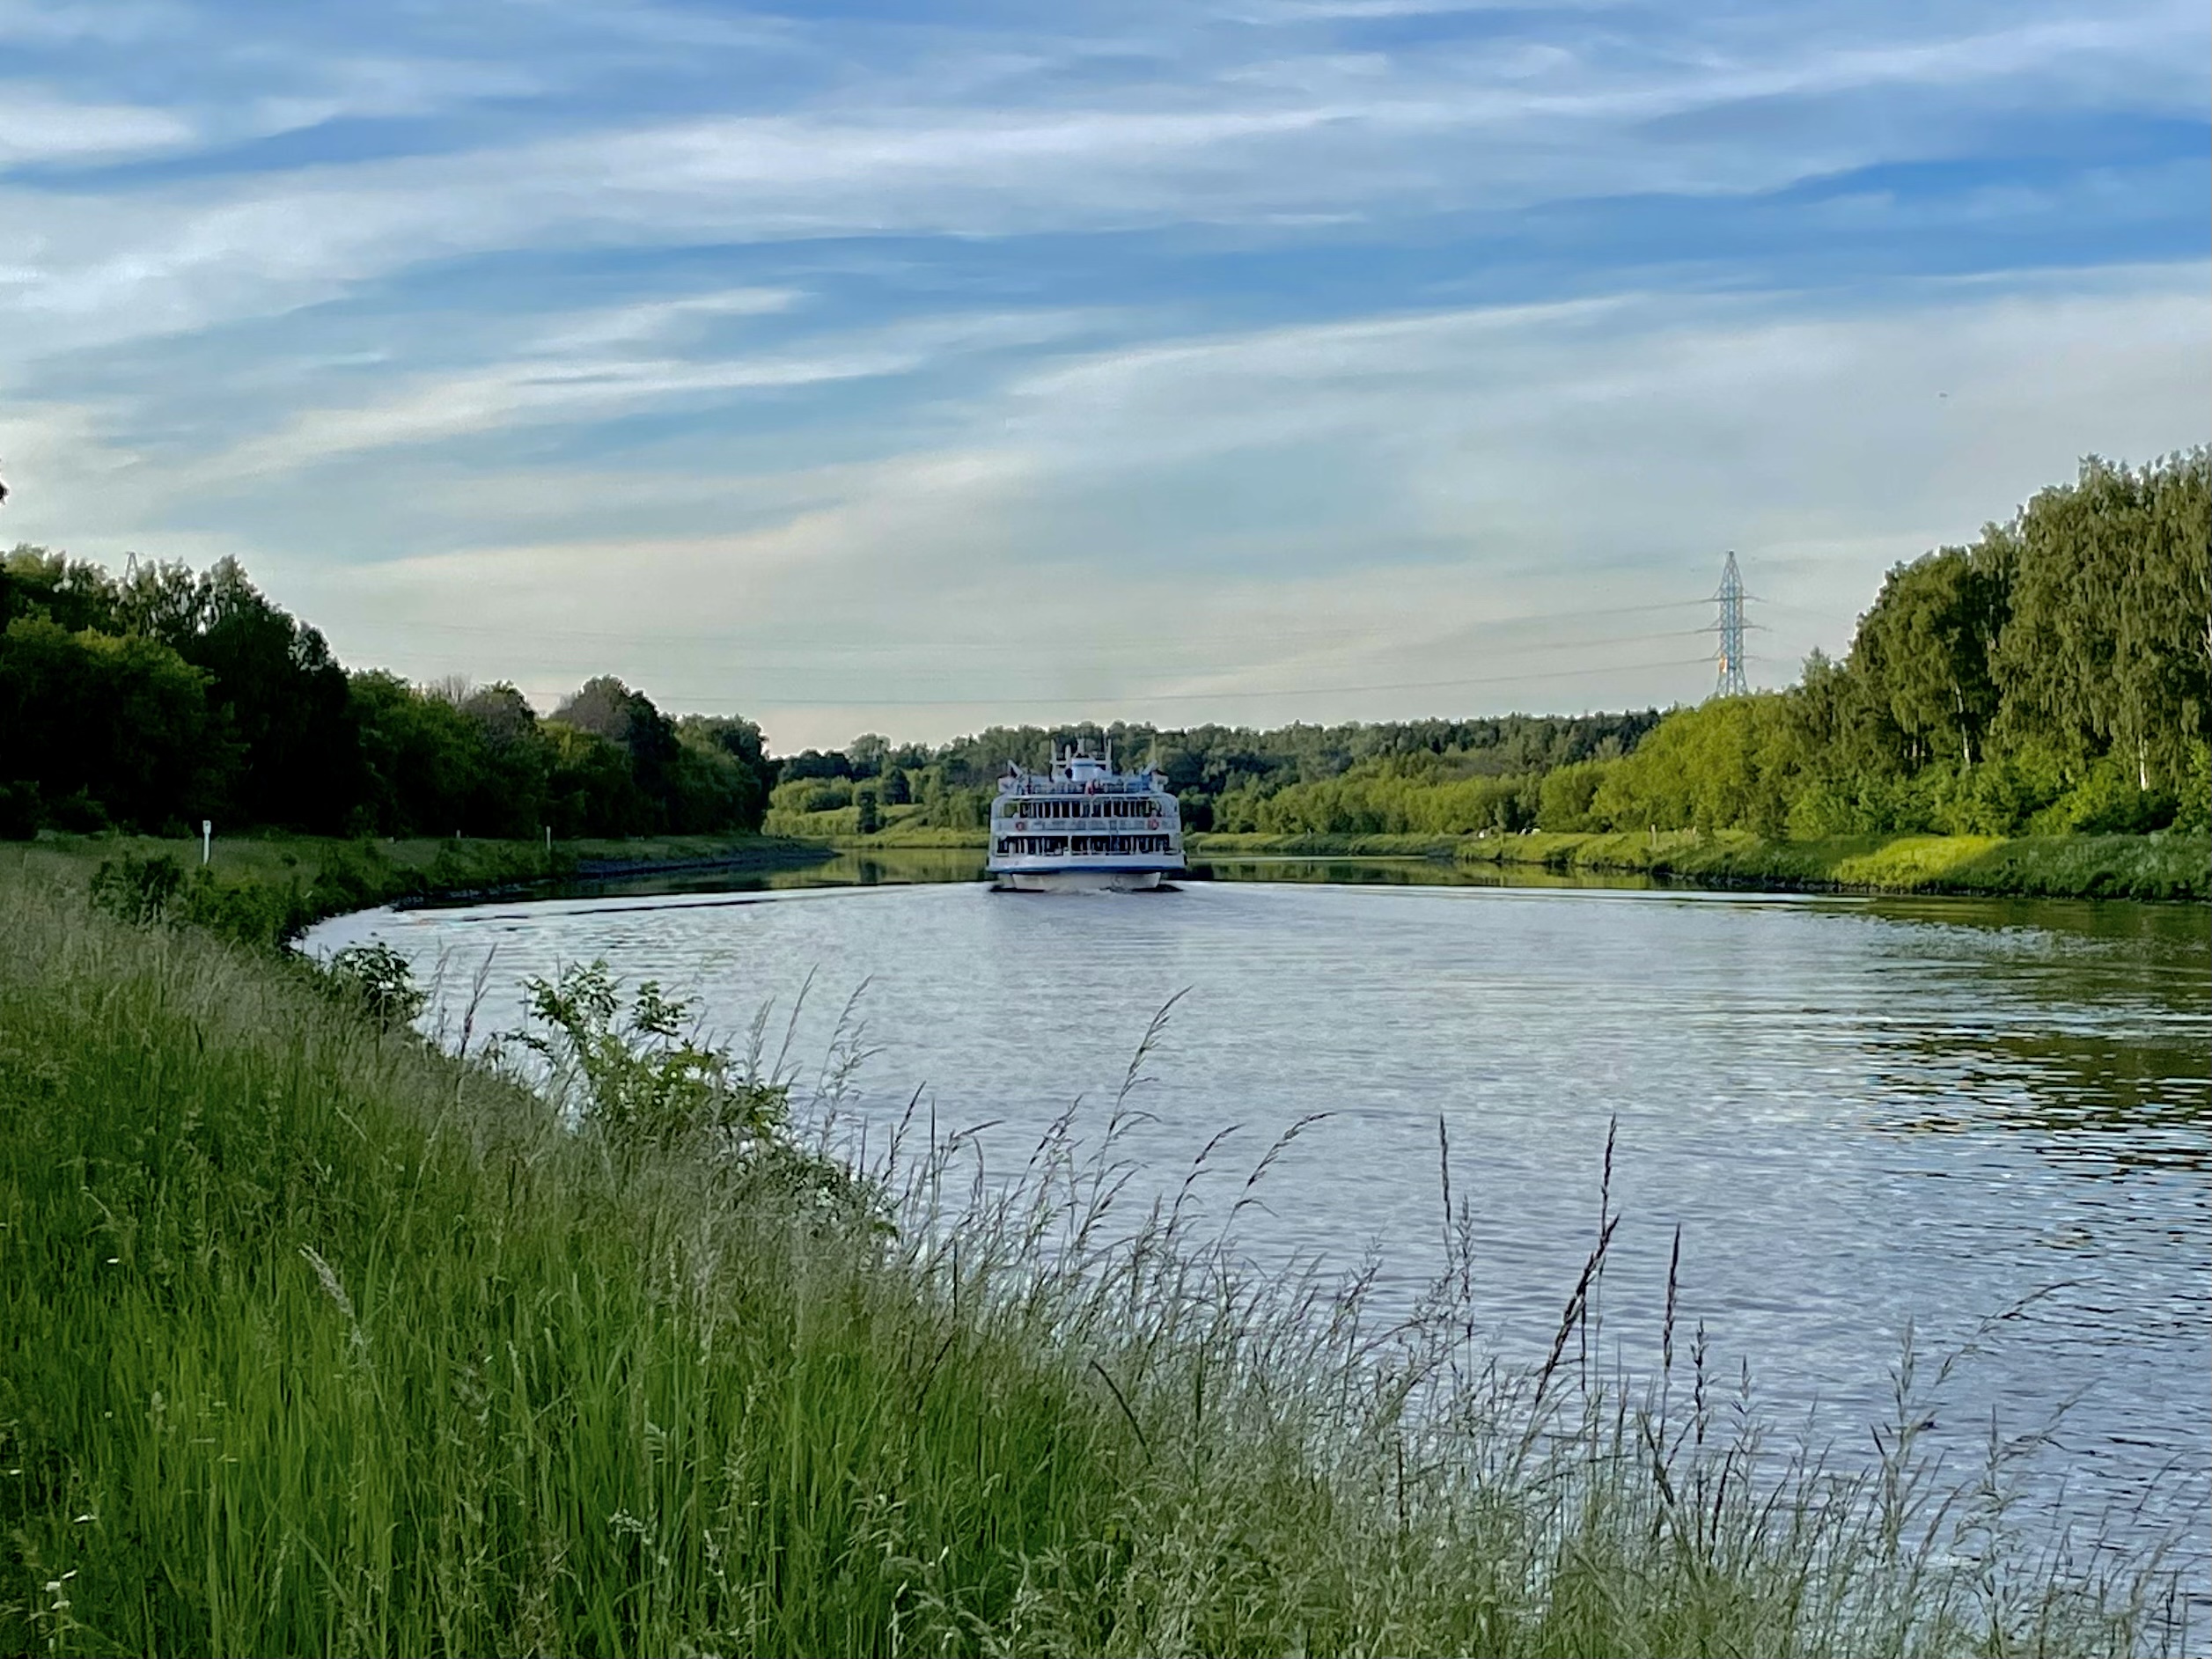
[174,868,313,949]
[2175,740,2211,832]
[322,940,428,1031]
[2029,754,2177,834]
[1536,759,1613,832]
[88,851,185,924]
[310,841,405,912]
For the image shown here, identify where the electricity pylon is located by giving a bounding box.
[1713,551,1748,699]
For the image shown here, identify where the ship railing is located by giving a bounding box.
[998,778,1162,796]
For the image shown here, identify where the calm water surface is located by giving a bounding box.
[307,859,2210,1600]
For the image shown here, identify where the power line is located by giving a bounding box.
[347,572,1803,718]
[337,596,1721,657]
[615,655,1716,710]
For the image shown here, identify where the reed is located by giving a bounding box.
[0,870,2182,1655]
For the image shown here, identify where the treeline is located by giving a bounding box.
[0,553,772,840]
[763,711,1663,836]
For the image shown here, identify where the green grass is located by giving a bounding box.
[1189,828,2206,900]
[763,802,990,847]
[0,871,2181,1655]
[4,831,832,941]
[1451,828,2208,900]
[8,829,828,892]
[1189,831,1465,859]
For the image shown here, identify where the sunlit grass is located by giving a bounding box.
[1444,828,2207,899]
[1829,833,2008,885]
[0,870,2185,1655]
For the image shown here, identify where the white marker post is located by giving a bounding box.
[201,819,212,866]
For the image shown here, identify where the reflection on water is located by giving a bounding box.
[1876,1028,2208,1173]
[325,856,2211,1604]
[501,847,1673,904]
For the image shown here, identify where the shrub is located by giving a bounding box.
[323,940,427,1031]
[505,961,791,1155]
[175,869,313,949]
[2030,755,2177,834]
[87,851,185,924]
[2175,740,2211,832]
[1537,759,1612,832]
[310,842,401,913]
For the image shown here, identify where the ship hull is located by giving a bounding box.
[991,864,1173,892]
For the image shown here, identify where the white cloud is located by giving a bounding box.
[186,302,1106,477]
[170,264,2197,750]
[0,0,187,46]
[12,265,2201,748]
[0,86,195,165]
[3,0,2199,361]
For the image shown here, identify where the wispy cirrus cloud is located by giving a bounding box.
[0,86,199,165]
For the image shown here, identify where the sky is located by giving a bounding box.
[2,0,2205,750]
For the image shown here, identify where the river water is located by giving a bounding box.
[305,855,2210,1604]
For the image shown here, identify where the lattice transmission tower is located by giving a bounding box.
[1713,551,1748,698]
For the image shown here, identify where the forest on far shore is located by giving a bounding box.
[4,451,2206,846]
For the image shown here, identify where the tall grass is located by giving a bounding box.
[0,871,2180,1655]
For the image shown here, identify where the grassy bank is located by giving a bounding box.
[1190,830,1463,860]
[1451,828,2209,901]
[4,830,833,942]
[0,869,2179,1655]
[1186,829,2208,900]
[763,800,987,848]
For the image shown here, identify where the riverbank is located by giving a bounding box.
[1187,828,2208,901]
[2,865,2176,1655]
[4,829,834,938]
[774,824,2206,902]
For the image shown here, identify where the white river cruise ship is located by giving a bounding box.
[988,743,1185,892]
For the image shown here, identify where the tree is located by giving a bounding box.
[3,545,122,634]
[1995,452,2210,790]
[117,558,363,831]
[350,672,487,837]
[0,618,224,831]
[544,723,649,838]
[847,733,891,778]
[460,683,554,837]
[675,715,774,832]
[553,677,678,833]
[1851,540,2011,770]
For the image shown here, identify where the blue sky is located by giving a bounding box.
[2,0,2205,747]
